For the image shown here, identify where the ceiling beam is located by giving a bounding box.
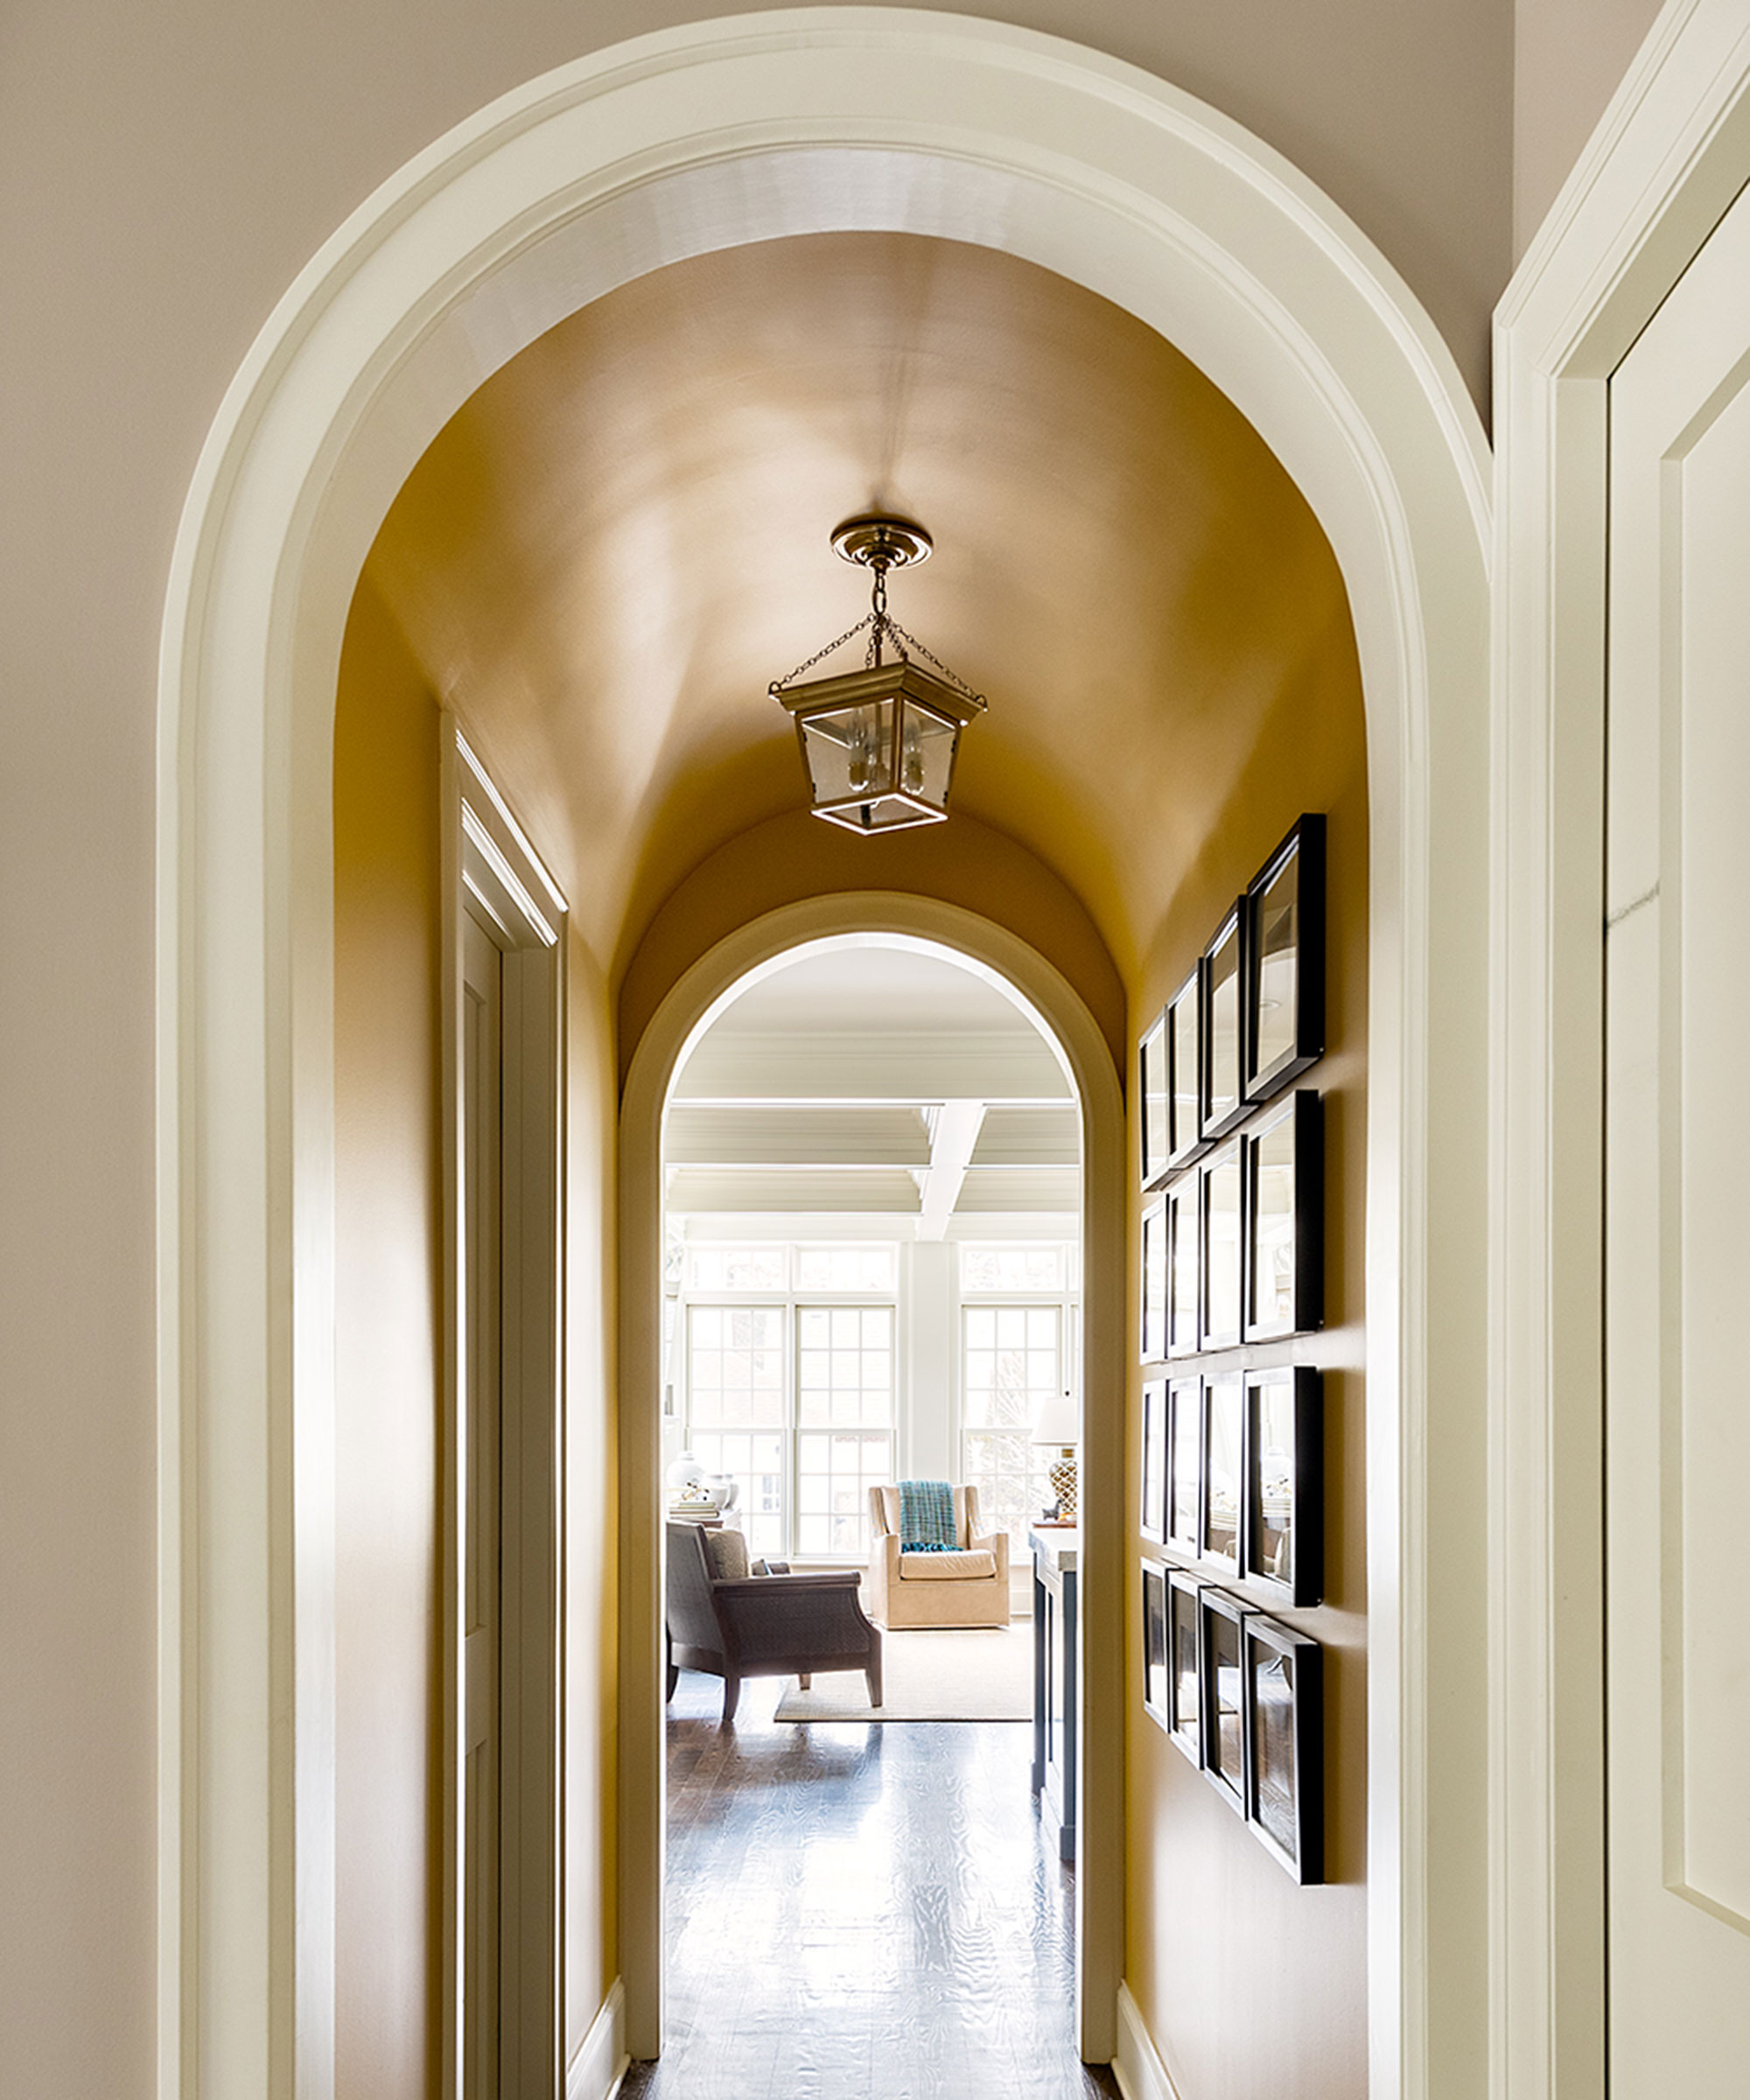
[916,1099,986,1242]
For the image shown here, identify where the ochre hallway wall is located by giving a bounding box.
[333,584,446,2099]
[333,581,621,2092]
[1124,612,1369,2098]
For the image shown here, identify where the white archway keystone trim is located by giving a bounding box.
[158,12,1491,2095]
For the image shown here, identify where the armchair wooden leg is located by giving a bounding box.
[720,1672,740,1724]
[667,1661,680,1699]
[865,1654,883,1708]
[797,1673,812,1690]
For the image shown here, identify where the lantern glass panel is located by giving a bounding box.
[894,701,958,811]
[798,697,899,803]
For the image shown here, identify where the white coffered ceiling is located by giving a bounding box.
[665,944,1080,1232]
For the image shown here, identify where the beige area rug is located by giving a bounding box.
[772,1622,1032,1722]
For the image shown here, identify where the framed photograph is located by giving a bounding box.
[1242,1614,1324,1882]
[1141,1376,1169,1543]
[1244,1366,1324,1606]
[1142,1560,1170,1728]
[1244,814,1326,1103]
[1166,966,1208,1172]
[1200,906,1248,1142]
[1141,1195,1169,1362]
[1200,1372,1244,1572]
[1200,1140,1244,1351]
[1166,1568,1204,1766]
[1199,1586,1251,1812]
[1243,1089,1324,1341]
[1139,1009,1172,1189]
[1166,1180,1200,1359]
[1166,1374,1202,1555]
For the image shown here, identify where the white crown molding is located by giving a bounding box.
[157,10,1490,2090]
[1490,5,1750,2093]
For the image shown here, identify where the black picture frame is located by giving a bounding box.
[1199,1586,1251,1812]
[1200,1139,1244,1351]
[1166,1373,1202,1555]
[1141,1375,1168,1544]
[1141,1195,1169,1362]
[1242,1614,1324,1882]
[1166,965,1208,1172]
[1243,1089,1324,1341]
[1166,1568,1204,1766]
[1139,1008,1172,1190]
[1243,1366,1324,1606]
[1243,814,1326,1104]
[1142,1560,1170,1729]
[1200,905,1249,1142]
[1200,1372,1243,1573]
[1166,1180,1200,1359]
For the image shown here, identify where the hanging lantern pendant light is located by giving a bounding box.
[770,513,986,834]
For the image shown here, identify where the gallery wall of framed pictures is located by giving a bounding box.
[1135,811,1334,1882]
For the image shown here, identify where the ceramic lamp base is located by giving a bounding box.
[1048,1449,1077,1523]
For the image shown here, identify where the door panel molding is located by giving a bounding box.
[1493,6,1750,2092]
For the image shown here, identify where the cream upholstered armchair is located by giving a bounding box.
[866,1483,1011,1628]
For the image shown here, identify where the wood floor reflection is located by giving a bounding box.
[619,1670,1119,2100]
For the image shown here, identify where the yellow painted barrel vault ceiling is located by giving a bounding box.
[359,229,1362,981]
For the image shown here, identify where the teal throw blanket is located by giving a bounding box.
[899,1479,956,1553]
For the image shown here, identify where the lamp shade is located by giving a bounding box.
[774,660,984,834]
[1031,1390,1080,1447]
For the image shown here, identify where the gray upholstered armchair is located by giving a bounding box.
[664,1521,883,1722]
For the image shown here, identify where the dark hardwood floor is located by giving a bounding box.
[619,1670,1120,2100]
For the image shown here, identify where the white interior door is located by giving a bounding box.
[1605,177,1750,2091]
[462,906,503,2099]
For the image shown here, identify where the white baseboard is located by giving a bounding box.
[565,1978,628,2100]
[1113,1982,1181,2100]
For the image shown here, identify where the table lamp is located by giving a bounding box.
[1032,1390,1081,1522]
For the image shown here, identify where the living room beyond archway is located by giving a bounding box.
[648,936,1093,2091]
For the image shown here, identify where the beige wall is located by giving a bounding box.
[0,0,1662,2088]
[1514,0,1668,257]
[332,588,446,2100]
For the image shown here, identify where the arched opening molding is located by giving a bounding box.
[157,10,1492,2096]
[619,897,1125,2061]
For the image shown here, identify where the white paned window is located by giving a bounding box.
[795,1305,894,1555]
[685,1244,787,1292]
[794,1244,898,1292]
[961,1302,1064,1549]
[959,1243,1067,1294]
[681,1245,898,1559]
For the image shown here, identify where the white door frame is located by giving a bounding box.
[442,726,569,2099]
[155,12,1491,2095]
[619,900,1125,2061]
[1491,4,1750,2092]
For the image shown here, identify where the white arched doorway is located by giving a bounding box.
[620,898,1127,2059]
[157,11,1491,2095]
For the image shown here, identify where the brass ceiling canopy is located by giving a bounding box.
[771,512,985,836]
[830,512,934,571]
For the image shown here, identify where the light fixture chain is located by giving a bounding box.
[767,612,877,696]
[880,615,984,704]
